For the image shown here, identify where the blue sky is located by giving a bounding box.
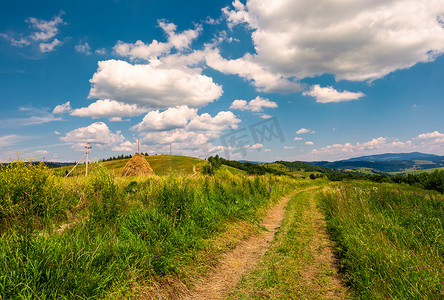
[0,0,443,162]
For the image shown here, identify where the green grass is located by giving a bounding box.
[54,154,210,177]
[0,161,295,299]
[389,166,444,176]
[228,181,351,299]
[320,181,444,299]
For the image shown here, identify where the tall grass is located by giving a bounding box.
[320,182,444,299]
[0,162,296,298]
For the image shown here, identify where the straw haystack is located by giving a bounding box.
[121,153,155,177]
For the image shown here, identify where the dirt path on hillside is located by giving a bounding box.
[187,186,319,300]
[190,165,197,177]
[296,189,351,299]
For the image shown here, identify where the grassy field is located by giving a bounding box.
[262,162,322,178]
[2,156,444,298]
[389,166,444,175]
[0,159,294,299]
[320,182,444,299]
[53,154,244,177]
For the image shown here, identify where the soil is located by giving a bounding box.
[187,187,319,300]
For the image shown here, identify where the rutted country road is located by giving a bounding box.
[187,187,319,300]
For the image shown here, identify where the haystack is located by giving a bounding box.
[121,153,155,177]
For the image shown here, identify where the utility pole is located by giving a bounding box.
[85,143,91,177]
[170,143,172,155]
[138,138,140,154]
[65,142,92,178]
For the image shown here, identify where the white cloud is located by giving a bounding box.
[283,146,296,150]
[205,49,303,93]
[133,106,240,134]
[244,143,262,149]
[39,38,61,53]
[417,131,444,140]
[113,141,136,152]
[132,106,197,132]
[133,107,241,156]
[60,122,125,150]
[305,141,314,145]
[53,101,72,114]
[296,128,315,134]
[294,137,303,141]
[27,13,64,41]
[75,42,91,55]
[88,59,223,109]
[95,48,106,55]
[259,114,272,119]
[0,33,30,47]
[114,20,201,60]
[187,111,240,131]
[264,148,271,152]
[223,0,444,82]
[1,13,65,53]
[303,85,365,103]
[71,99,146,119]
[230,96,277,112]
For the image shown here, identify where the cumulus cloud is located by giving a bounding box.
[296,128,315,134]
[205,49,303,93]
[223,0,444,82]
[132,106,197,132]
[294,137,303,141]
[305,141,314,145]
[244,143,262,149]
[71,99,146,119]
[88,59,223,109]
[230,96,277,112]
[27,13,64,41]
[53,101,72,114]
[417,131,444,141]
[132,107,241,156]
[75,42,91,55]
[303,85,365,103]
[39,38,61,53]
[133,106,240,134]
[113,140,136,152]
[114,20,201,60]
[60,122,125,150]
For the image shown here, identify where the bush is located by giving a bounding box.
[0,158,66,233]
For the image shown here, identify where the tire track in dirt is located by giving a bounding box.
[187,186,319,300]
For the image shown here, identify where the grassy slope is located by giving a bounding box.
[389,166,444,175]
[1,162,273,299]
[320,182,444,299]
[262,162,322,178]
[54,155,245,177]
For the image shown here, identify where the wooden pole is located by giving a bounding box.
[85,143,91,177]
[138,138,140,154]
[65,152,87,177]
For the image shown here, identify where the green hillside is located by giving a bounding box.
[54,154,244,177]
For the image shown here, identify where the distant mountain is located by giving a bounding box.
[306,152,444,173]
[238,160,268,164]
[344,152,443,162]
